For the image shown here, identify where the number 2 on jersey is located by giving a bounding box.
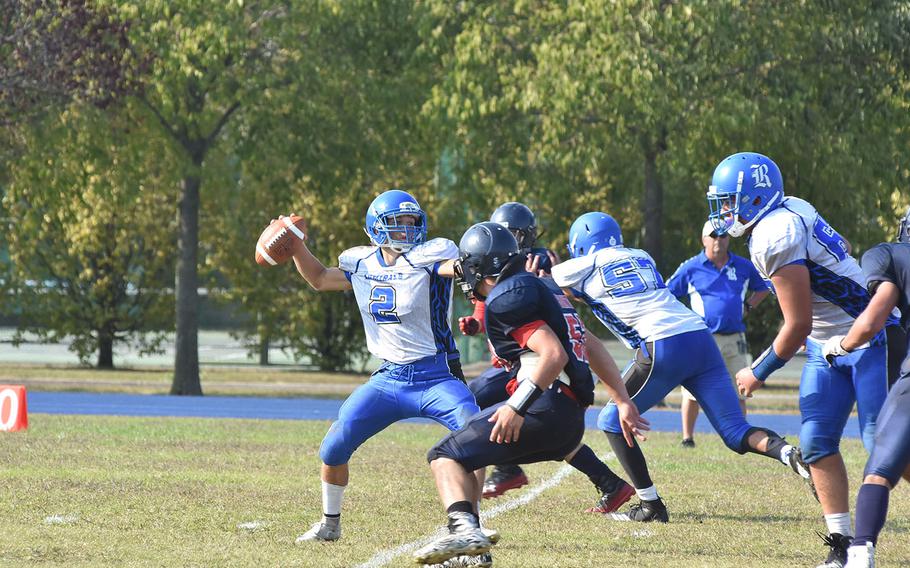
[369,286,401,324]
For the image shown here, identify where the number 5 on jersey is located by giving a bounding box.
[563,313,588,363]
[369,286,401,324]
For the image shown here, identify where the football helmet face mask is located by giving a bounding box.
[707,152,784,238]
[364,189,427,253]
[490,202,538,250]
[567,212,623,258]
[898,206,910,244]
[455,222,521,300]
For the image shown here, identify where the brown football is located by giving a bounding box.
[255,215,307,267]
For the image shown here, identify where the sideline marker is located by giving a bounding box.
[0,385,27,432]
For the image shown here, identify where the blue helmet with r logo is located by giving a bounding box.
[707,152,784,238]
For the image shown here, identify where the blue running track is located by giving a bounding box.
[26,391,862,439]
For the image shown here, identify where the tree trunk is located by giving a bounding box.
[171,165,203,395]
[97,331,114,369]
[642,147,664,269]
[259,335,270,366]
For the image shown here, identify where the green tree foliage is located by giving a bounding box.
[421,0,910,347]
[96,0,299,392]
[3,108,177,368]
[210,0,442,370]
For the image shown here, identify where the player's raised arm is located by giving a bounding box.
[287,225,352,291]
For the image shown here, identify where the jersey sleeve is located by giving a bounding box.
[745,259,771,292]
[665,262,689,298]
[861,244,896,291]
[749,213,807,278]
[338,246,375,274]
[405,238,459,267]
[485,284,544,339]
[551,256,596,290]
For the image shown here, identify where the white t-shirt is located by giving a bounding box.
[551,246,706,349]
[339,238,458,364]
[748,196,882,341]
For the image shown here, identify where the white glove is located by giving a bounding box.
[822,335,850,365]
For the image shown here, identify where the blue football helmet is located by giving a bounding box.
[707,152,784,237]
[567,212,623,258]
[898,206,910,244]
[490,202,538,249]
[364,189,427,252]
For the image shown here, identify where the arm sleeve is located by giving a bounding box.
[745,260,770,292]
[665,262,688,298]
[861,244,896,292]
[338,246,374,273]
[406,238,459,267]
[751,215,807,277]
[485,284,544,357]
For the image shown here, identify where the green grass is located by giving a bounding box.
[1,415,908,567]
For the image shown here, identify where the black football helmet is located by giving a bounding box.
[455,222,521,300]
[490,202,538,249]
[898,206,910,244]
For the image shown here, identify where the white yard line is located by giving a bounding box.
[355,454,613,568]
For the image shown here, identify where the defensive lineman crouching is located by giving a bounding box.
[414,222,647,565]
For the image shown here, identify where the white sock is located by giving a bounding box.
[824,512,853,537]
[322,481,345,519]
[635,485,659,501]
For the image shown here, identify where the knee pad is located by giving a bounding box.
[799,423,840,464]
[319,421,354,466]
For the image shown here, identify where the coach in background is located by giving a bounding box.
[666,220,770,447]
[823,207,910,568]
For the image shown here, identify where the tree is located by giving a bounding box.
[98,0,299,392]
[420,0,910,270]
[2,107,176,367]
[210,0,442,370]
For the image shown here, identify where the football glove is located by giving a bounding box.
[822,335,850,365]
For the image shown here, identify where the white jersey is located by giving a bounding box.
[748,196,884,341]
[339,238,459,364]
[551,246,706,349]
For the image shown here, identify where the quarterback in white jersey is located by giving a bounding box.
[286,189,479,545]
[550,211,805,524]
[707,152,892,567]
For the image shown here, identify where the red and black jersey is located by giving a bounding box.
[484,271,594,406]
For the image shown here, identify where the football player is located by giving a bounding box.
[414,222,647,565]
[552,211,807,524]
[287,189,481,544]
[462,202,633,513]
[707,152,898,567]
[823,206,910,568]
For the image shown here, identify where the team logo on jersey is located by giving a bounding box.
[726,266,737,281]
[751,164,772,188]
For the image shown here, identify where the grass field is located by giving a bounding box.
[2,414,909,567]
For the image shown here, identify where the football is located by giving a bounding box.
[255,215,307,267]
